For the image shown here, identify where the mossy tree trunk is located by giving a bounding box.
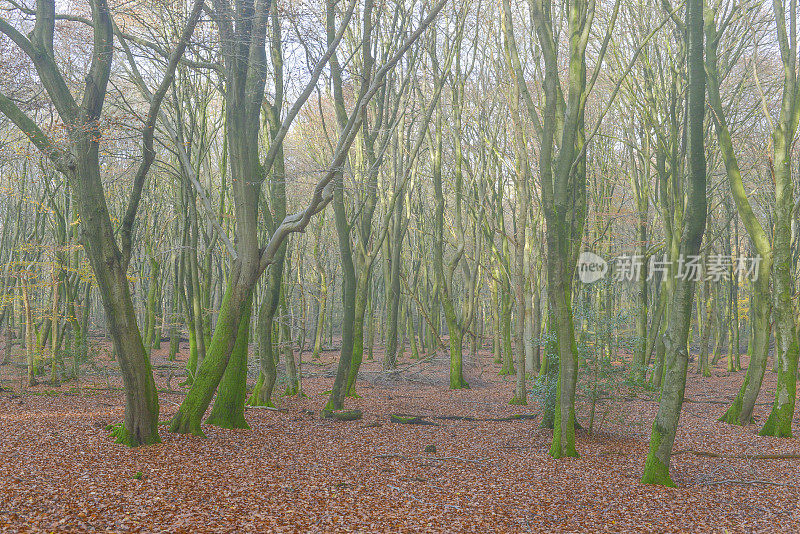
[326,176,357,413]
[171,272,256,435]
[536,0,590,459]
[642,0,706,485]
[20,271,36,387]
[171,0,340,435]
[705,6,775,426]
[347,269,372,396]
[511,204,528,405]
[383,193,404,370]
[169,0,272,432]
[312,218,327,360]
[280,290,300,396]
[426,27,476,390]
[0,0,203,445]
[248,7,288,405]
[491,275,502,364]
[696,276,712,377]
[760,42,800,435]
[206,291,253,429]
[530,254,543,375]
[144,250,161,355]
[499,270,515,376]
[628,128,650,378]
[323,0,367,413]
[248,289,277,408]
[366,284,376,360]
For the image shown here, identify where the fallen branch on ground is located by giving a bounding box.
[682,397,771,406]
[698,478,800,488]
[375,453,487,463]
[383,357,434,374]
[672,449,800,460]
[390,413,538,423]
[390,414,439,425]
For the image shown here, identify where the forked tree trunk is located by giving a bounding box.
[170,268,256,435]
[206,291,253,429]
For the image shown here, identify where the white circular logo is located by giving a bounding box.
[577,251,608,284]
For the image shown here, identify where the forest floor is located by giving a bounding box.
[1,340,799,533]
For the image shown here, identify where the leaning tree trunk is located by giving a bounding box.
[346,269,372,396]
[641,0,706,485]
[206,291,253,429]
[325,178,357,414]
[705,6,774,427]
[757,2,800,435]
[0,0,204,446]
[73,159,161,446]
[170,268,255,435]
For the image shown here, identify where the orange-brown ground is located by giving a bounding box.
[1,341,799,533]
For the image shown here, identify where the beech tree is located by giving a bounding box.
[642,0,707,485]
[2,0,799,500]
[0,0,204,445]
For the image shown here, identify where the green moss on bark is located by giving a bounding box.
[246,373,276,407]
[549,378,578,458]
[170,279,248,436]
[718,374,748,425]
[206,291,253,430]
[182,324,198,386]
[108,422,161,447]
[641,454,674,486]
[448,332,470,390]
[760,399,794,437]
[641,428,675,486]
[509,396,527,406]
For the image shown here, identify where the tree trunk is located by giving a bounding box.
[247,289,278,408]
[641,0,706,484]
[384,196,404,370]
[760,110,799,437]
[206,291,253,429]
[170,269,254,435]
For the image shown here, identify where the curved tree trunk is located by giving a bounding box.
[206,291,253,429]
[641,0,706,484]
